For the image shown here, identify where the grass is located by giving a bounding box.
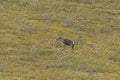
[0,0,120,80]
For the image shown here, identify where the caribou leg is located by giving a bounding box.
[71,44,74,54]
[62,44,66,51]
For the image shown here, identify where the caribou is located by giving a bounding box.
[56,36,75,53]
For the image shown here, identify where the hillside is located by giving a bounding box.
[0,0,120,80]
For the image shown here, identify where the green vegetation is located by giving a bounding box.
[0,0,120,80]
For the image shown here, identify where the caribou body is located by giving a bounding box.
[56,36,75,53]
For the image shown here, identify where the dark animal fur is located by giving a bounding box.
[56,36,75,53]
